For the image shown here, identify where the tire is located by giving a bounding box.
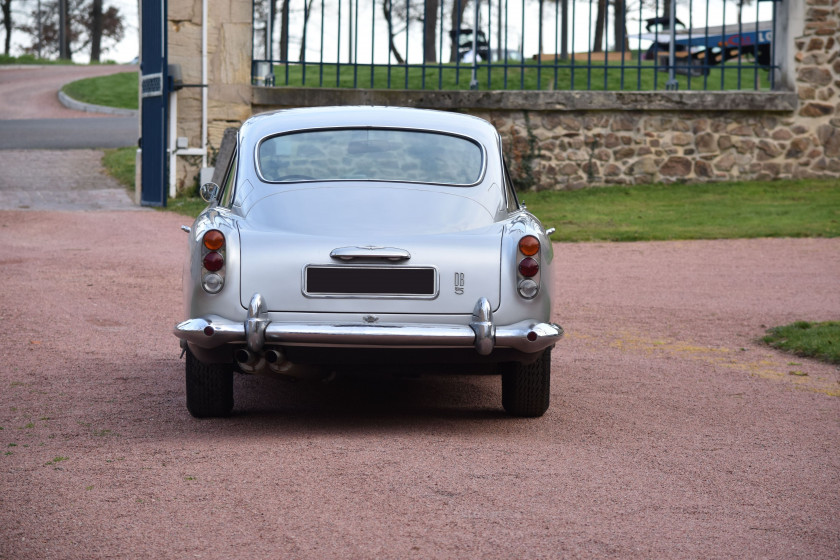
[502,348,551,417]
[185,347,234,418]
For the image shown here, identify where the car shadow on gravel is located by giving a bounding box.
[228,371,512,428]
[116,359,550,439]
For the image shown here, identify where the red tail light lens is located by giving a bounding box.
[518,235,540,256]
[203,251,224,272]
[518,257,539,277]
[203,230,225,250]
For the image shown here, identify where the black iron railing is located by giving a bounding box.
[251,0,780,91]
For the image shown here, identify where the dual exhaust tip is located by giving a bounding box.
[234,348,290,374]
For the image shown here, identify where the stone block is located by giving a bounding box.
[604,163,622,176]
[660,156,692,177]
[798,67,833,86]
[714,154,736,172]
[696,132,717,153]
[630,157,658,176]
[758,140,783,159]
[771,129,794,141]
[672,132,692,146]
[799,102,835,117]
[694,160,714,178]
[611,114,637,132]
[817,124,840,157]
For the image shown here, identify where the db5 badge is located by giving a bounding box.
[454,272,465,295]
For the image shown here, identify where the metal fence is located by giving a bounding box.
[251,0,780,91]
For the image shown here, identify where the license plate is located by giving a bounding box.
[305,266,436,296]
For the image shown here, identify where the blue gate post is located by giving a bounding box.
[139,0,169,207]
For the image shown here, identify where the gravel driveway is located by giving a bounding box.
[1,67,838,559]
[1,209,837,559]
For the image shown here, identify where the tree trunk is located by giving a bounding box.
[1,0,12,56]
[280,0,288,60]
[423,0,438,62]
[298,0,313,62]
[382,0,404,64]
[90,0,102,62]
[613,0,628,53]
[560,0,568,59]
[449,0,468,62]
[592,0,606,53]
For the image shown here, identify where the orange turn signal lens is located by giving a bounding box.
[203,229,225,251]
[518,235,540,256]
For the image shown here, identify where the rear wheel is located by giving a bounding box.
[185,347,233,418]
[502,349,551,417]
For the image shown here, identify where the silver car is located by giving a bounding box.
[174,106,563,418]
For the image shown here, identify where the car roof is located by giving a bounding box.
[240,106,500,148]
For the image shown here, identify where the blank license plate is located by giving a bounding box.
[306,266,435,295]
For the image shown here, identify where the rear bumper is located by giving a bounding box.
[174,294,563,356]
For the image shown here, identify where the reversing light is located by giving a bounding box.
[202,273,224,294]
[518,257,539,278]
[518,235,540,256]
[518,279,539,298]
[203,252,224,272]
[203,229,225,250]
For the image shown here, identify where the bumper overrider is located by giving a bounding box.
[175,294,563,356]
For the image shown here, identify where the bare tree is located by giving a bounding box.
[19,0,124,60]
[298,0,314,61]
[592,0,606,52]
[1,0,12,55]
[381,0,405,63]
[89,0,102,61]
[423,0,438,62]
[280,0,288,60]
[560,0,568,59]
[613,0,628,52]
[448,0,468,62]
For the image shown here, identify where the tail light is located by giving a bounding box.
[517,235,540,299]
[201,229,225,294]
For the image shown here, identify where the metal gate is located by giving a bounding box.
[140,0,168,207]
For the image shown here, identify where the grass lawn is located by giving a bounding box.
[61,71,138,110]
[273,58,772,91]
[524,179,840,242]
[762,322,840,365]
[0,54,77,65]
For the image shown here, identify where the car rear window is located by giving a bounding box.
[258,128,483,185]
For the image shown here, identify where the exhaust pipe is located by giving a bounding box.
[265,348,293,374]
[235,348,259,366]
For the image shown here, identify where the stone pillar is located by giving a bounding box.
[791,0,840,174]
[168,0,252,194]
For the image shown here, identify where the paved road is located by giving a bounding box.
[0,65,138,150]
[0,65,139,210]
[0,117,138,150]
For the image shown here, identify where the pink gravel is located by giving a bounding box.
[0,209,837,559]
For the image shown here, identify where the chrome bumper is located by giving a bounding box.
[174,294,563,356]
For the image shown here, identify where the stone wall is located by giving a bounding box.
[164,0,839,194]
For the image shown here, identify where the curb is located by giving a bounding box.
[58,89,138,117]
